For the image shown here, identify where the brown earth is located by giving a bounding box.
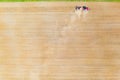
[0,2,120,80]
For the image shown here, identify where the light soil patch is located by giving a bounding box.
[0,2,119,80]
